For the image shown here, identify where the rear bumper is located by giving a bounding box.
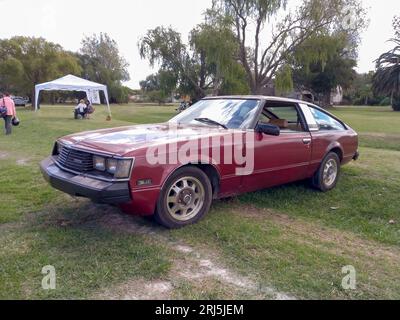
[40,157,131,204]
[353,151,360,161]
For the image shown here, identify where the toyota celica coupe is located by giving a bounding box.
[41,96,359,228]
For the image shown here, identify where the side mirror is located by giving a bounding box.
[255,123,280,136]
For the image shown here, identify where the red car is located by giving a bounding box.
[41,96,359,228]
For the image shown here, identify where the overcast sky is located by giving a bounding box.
[0,0,399,88]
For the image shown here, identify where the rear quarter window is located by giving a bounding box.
[309,108,346,131]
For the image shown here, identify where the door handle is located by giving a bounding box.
[303,138,312,145]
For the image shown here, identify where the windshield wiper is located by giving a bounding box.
[194,118,228,129]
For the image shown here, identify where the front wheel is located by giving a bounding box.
[311,152,341,192]
[155,166,212,229]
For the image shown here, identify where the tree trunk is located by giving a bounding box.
[31,88,37,110]
[319,91,331,108]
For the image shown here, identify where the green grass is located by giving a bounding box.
[0,209,171,299]
[330,106,400,151]
[0,103,399,299]
[0,104,176,299]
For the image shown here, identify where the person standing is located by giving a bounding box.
[0,92,16,135]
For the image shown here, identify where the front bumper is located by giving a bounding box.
[40,157,131,204]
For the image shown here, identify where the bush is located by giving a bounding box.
[392,97,400,111]
[109,84,130,104]
[379,97,391,106]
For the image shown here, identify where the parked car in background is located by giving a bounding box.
[11,96,29,106]
[41,96,359,228]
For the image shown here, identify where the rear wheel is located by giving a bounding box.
[155,166,212,228]
[312,152,341,192]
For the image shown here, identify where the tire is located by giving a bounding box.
[311,152,341,192]
[155,166,212,229]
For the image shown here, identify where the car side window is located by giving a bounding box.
[266,106,298,123]
[309,107,346,131]
[259,104,305,132]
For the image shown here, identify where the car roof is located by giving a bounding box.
[203,95,317,106]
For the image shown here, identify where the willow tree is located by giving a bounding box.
[289,33,357,105]
[212,0,366,94]
[373,39,400,111]
[138,12,248,100]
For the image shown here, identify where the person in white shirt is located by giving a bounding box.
[74,99,87,119]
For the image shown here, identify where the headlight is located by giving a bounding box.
[93,156,106,171]
[94,156,134,179]
[106,158,118,174]
[114,159,134,179]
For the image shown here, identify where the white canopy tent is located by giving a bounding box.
[34,75,111,115]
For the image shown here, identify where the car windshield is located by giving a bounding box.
[169,99,261,129]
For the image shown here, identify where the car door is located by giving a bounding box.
[241,103,312,193]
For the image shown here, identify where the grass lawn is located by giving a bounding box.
[332,106,400,151]
[0,103,399,299]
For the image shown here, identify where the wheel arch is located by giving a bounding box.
[325,142,344,163]
[329,146,344,163]
[161,162,221,199]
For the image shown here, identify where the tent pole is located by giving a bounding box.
[34,88,40,111]
[103,89,112,120]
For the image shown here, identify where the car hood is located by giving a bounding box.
[60,123,229,156]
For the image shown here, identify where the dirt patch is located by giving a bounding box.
[0,151,9,159]
[46,202,159,236]
[98,211,158,235]
[174,244,194,254]
[16,159,29,166]
[95,279,173,300]
[170,249,294,300]
[84,206,295,300]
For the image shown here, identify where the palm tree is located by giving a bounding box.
[373,39,400,111]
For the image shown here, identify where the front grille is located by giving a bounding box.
[57,147,94,173]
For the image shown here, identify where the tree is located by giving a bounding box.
[212,0,366,94]
[290,33,357,105]
[80,33,130,103]
[346,72,375,105]
[0,57,24,93]
[189,11,249,96]
[140,70,178,104]
[138,12,249,100]
[0,37,81,106]
[373,39,400,111]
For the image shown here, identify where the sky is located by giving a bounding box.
[0,0,399,89]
